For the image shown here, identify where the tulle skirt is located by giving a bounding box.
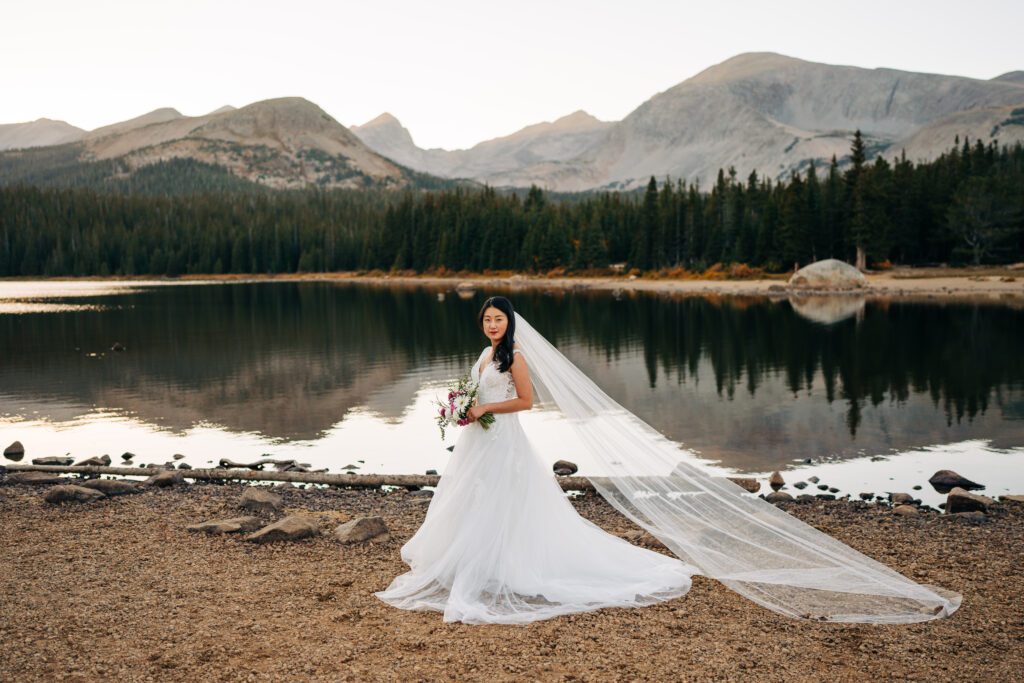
[374,412,698,624]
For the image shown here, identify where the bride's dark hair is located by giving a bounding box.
[478,296,516,373]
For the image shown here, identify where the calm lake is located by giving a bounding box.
[2,279,1022,507]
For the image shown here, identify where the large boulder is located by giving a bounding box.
[80,479,143,496]
[239,487,284,515]
[8,472,68,485]
[334,516,389,544]
[245,515,320,543]
[44,485,106,504]
[788,259,867,291]
[946,487,993,514]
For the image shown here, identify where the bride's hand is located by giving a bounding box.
[467,404,488,421]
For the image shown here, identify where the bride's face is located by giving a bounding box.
[481,306,508,343]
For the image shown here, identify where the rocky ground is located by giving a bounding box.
[1,477,1021,682]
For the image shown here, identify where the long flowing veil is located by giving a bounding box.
[512,312,961,623]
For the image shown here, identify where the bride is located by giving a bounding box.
[375,296,962,625]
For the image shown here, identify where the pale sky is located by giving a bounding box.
[3,0,1022,150]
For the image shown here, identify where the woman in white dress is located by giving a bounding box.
[375,296,697,624]
[376,296,962,626]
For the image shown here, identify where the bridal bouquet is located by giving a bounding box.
[436,375,494,439]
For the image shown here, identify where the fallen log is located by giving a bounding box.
[2,463,597,492]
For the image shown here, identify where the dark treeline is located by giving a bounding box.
[2,133,1022,277]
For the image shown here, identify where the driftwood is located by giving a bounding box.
[2,463,597,492]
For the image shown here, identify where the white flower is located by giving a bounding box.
[454,394,470,413]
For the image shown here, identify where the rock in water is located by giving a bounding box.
[246,515,320,543]
[765,491,794,503]
[769,471,785,491]
[334,516,389,544]
[73,454,112,467]
[928,470,983,493]
[788,259,867,290]
[239,487,284,515]
[4,441,25,461]
[552,460,578,476]
[80,479,143,496]
[32,456,75,466]
[946,487,993,514]
[44,485,106,504]
[187,516,264,535]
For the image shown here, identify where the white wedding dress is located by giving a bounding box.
[375,346,698,624]
[377,313,961,625]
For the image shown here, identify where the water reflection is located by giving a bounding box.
[0,280,1022,480]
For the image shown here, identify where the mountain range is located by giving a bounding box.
[3,52,1023,192]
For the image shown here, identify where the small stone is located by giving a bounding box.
[796,494,816,503]
[893,505,919,516]
[769,471,785,491]
[425,469,438,476]
[177,463,192,470]
[187,516,264,535]
[4,441,25,461]
[816,494,836,500]
[912,485,922,490]
[828,487,839,493]
[807,476,820,483]
[246,515,320,543]
[727,478,760,493]
[334,516,389,544]
[44,485,106,504]
[817,484,829,491]
[31,456,75,466]
[765,491,793,503]
[341,464,360,471]
[890,492,915,505]
[239,487,284,515]
[172,453,185,460]
[552,460,578,476]
[121,452,135,461]
[793,481,808,490]
[859,492,874,500]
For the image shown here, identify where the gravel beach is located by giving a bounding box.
[1,478,1021,682]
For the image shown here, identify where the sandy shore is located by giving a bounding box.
[4,267,1023,302]
[1,478,1021,682]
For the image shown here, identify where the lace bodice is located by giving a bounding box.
[471,346,521,404]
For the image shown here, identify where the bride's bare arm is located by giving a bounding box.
[469,353,533,418]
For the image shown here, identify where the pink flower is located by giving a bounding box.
[448,391,455,400]
[439,407,446,417]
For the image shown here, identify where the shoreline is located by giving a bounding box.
[2,267,1023,302]
[1,478,1021,681]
